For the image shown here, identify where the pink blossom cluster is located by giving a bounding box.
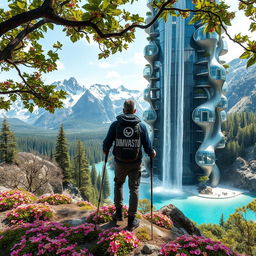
[160,235,242,256]
[6,203,55,224]
[96,227,140,256]
[0,190,36,211]
[38,193,72,205]
[87,205,129,224]
[5,221,98,255]
[145,212,173,229]
[77,201,97,210]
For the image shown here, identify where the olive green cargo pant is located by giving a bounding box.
[114,161,141,217]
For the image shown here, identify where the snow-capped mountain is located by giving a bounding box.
[0,77,147,130]
[226,59,256,113]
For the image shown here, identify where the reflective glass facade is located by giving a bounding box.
[143,0,227,186]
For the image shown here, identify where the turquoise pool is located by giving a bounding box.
[95,162,256,224]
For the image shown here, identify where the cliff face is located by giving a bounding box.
[221,154,256,193]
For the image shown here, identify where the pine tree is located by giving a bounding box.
[91,164,97,187]
[97,173,101,191]
[55,124,71,182]
[102,167,110,200]
[0,119,16,164]
[219,213,225,227]
[74,140,96,202]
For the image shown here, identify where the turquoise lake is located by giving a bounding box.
[95,162,256,224]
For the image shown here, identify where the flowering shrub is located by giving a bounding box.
[87,205,129,224]
[1,221,99,255]
[38,194,72,205]
[160,235,241,256]
[77,201,96,210]
[0,190,36,211]
[92,227,140,256]
[144,212,173,229]
[6,203,55,224]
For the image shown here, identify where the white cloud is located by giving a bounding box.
[56,60,64,70]
[131,52,147,66]
[106,71,121,79]
[98,62,112,68]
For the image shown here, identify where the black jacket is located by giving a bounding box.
[103,114,154,163]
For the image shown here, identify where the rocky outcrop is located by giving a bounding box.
[159,204,202,236]
[63,181,84,202]
[0,152,63,195]
[222,157,256,193]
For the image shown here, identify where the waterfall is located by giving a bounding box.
[162,17,172,188]
[162,0,185,191]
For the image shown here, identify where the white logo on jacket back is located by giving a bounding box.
[123,127,134,137]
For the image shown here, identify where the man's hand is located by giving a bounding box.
[150,149,156,158]
[103,151,109,155]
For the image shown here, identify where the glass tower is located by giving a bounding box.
[143,0,228,187]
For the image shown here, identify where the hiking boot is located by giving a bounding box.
[127,215,140,231]
[112,207,123,221]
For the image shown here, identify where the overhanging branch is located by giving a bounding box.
[0,19,47,61]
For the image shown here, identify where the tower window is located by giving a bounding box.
[201,111,208,122]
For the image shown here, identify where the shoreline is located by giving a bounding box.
[183,185,250,199]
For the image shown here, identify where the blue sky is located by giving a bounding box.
[0,0,252,91]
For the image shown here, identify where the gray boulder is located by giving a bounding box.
[159,204,202,236]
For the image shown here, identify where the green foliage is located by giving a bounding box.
[6,203,55,224]
[55,124,71,182]
[91,164,97,187]
[73,139,97,203]
[138,198,155,214]
[0,227,28,254]
[217,112,256,167]
[102,167,110,200]
[97,172,101,191]
[134,226,151,241]
[198,175,209,183]
[0,119,16,163]
[16,131,105,165]
[0,189,37,211]
[219,213,225,227]
[37,194,72,205]
[199,199,256,255]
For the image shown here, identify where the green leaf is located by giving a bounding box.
[102,0,110,10]
[107,9,122,16]
[48,23,54,30]
[239,51,251,60]
[246,56,256,68]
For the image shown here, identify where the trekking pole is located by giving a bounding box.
[96,152,109,218]
[150,156,154,240]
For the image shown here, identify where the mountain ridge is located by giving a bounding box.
[0,78,147,130]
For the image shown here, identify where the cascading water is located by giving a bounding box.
[162,0,185,192]
[162,17,172,188]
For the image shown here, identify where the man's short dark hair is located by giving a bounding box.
[124,100,136,114]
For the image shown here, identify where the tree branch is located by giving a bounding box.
[0,89,31,94]
[163,7,254,53]
[0,19,47,61]
[5,60,51,103]
[0,0,52,37]
[43,0,176,38]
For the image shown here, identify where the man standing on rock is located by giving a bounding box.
[103,99,156,231]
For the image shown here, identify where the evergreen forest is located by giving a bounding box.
[217,112,256,167]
